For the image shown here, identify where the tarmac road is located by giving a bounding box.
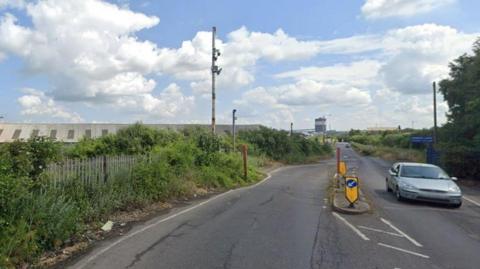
[69,145,480,269]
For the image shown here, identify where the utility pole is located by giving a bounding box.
[290,122,293,136]
[433,81,438,145]
[211,26,222,134]
[232,109,237,151]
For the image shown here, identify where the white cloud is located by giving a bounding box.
[275,24,478,95]
[0,0,476,130]
[114,83,195,118]
[0,1,331,113]
[275,60,382,87]
[235,80,371,111]
[233,79,373,129]
[0,0,161,103]
[160,26,322,94]
[361,0,456,19]
[17,88,84,122]
[380,24,477,94]
[225,27,321,62]
[275,80,372,106]
[315,35,384,54]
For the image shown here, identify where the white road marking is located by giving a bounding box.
[378,243,430,259]
[382,206,463,213]
[463,196,480,207]
[357,225,403,237]
[322,206,327,209]
[332,212,370,241]
[74,167,285,269]
[380,218,423,247]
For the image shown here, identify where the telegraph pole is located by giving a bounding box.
[211,26,222,134]
[433,81,438,145]
[232,109,237,151]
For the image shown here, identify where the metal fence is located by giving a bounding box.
[44,155,146,187]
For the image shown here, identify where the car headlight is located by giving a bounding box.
[399,182,417,191]
[448,185,461,193]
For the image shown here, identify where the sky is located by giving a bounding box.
[0,0,479,130]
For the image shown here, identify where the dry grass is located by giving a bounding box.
[352,142,425,163]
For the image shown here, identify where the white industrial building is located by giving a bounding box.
[0,123,261,143]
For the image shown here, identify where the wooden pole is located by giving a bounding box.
[433,81,438,146]
[242,144,248,180]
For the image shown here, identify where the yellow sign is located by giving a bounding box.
[339,161,347,176]
[345,176,359,204]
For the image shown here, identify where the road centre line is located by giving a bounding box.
[332,212,370,241]
[357,225,404,237]
[378,243,430,259]
[463,196,480,207]
[380,218,423,247]
[74,167,285,269]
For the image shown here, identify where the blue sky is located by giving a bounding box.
[0,0,479,130]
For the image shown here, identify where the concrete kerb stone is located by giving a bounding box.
[331,174,370,215]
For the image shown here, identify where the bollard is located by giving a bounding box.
[336,147,341,188]
[336,147,340,174]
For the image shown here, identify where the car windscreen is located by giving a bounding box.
[400,166,450,179]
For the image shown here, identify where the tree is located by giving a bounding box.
[439,38,480,148]
[438,38,480,179]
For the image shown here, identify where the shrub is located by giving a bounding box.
[239,127,332,163]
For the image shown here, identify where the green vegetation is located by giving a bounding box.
[0,124,331,268]
[352,142,424,163]
[343,129,427,163]
[239,126,332,163]
[437,39,480,179]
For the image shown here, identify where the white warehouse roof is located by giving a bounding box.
[0,123,261,143]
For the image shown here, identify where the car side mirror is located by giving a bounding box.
[451,176,458,181]
[389,169,398,176]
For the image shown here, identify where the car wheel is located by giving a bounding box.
[386,178,392,192]
[395,187,403,201]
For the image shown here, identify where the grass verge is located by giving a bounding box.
[351,142,425,163]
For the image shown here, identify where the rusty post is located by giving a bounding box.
[336,147,340,174]
[242,144,248,180]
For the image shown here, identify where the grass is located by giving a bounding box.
[352,142,425,163]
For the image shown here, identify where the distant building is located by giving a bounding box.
[0,123,261,143]
[315,117,327,133]
[366,127,397,132]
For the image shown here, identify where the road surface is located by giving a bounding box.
[68,145,480,269]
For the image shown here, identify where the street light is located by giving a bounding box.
[232,109,237,151]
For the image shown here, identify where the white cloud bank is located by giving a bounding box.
[0,0,477,130]
[18,88,84,122]
[361,0,456,19]
[276,23,477,96]
[0,0,195,119]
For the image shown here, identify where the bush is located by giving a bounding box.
[238,127,332,163]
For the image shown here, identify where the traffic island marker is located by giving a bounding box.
[332,189,370,214]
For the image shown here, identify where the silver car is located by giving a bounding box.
[386,162,462,207]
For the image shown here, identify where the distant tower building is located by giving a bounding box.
[315,117,327,133]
